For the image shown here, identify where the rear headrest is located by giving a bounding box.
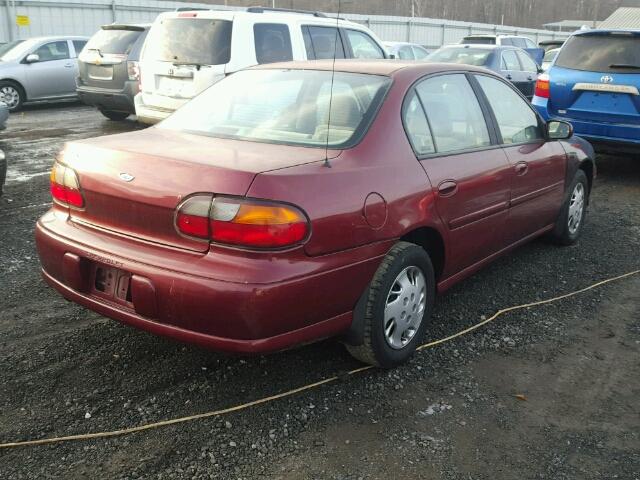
[326,94,361,128]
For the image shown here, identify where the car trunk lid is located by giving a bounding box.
[61,128,330,252]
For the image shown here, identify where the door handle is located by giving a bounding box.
[64,63,73,68]
[438,180,458,197]
[514,162,529,176]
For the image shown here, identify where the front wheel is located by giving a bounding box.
[0,81,24,112]
[346,242,435,368]
[100,110,130,121]
[549,169,589,246]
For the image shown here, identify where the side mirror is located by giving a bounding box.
[547,120,573,140]
[388,53,396,60]
[25,53,40,63]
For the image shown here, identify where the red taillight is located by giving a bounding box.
[127,61,140,81]
[50,162,84,208]
[176,195,309,249]
[535,73,550,99]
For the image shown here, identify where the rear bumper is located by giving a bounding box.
[134,94,178,124]
[35,210,387,354]
[77,83,138,114]
[534,98,640,152]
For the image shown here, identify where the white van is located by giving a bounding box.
[135,7,389,124]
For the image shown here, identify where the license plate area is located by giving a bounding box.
[91,264,132,305]
[88,65,113,81]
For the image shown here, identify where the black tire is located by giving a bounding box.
[549,169,589,246]
[0,80,25,112]
[346,241,435,368]
[100,110,130,121]
[0,150,6,197]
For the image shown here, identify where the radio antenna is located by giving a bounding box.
[323,0,341,168]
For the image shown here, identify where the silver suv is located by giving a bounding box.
[0,36,88,111]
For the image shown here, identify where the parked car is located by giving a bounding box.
[36,60,594,367]
[384,41,430,60]
[77,24,150,121]
[539,39,564,52]
[0,101,8,196]
[135,7,389,124]
[0,36,88,111]
[541,47,560,72]
[533,29,640,153]
[426,45,540,99]
[460,34,544,65]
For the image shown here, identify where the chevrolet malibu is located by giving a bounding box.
[36,61,595,367]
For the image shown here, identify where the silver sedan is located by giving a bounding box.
[0,36,88,111]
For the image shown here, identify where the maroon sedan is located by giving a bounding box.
[36,61,594,367]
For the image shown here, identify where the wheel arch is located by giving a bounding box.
[578,158,594,194]
[0,77,27,101]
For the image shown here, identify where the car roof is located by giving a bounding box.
[103,23,151,29]
[573,28,640,36]
[21,35,89,42]
[440,44,511,50]
[157,9,360,27]
[253,59,492,77]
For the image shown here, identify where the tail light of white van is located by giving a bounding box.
[50,162,84,208]
[176,195,309,249]
[535,73,550,99]
[127,61,140,81]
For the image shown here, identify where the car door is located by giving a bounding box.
[500,49,528,97]
[24,40,76,99]
[474,74,566,244]
[515,50,539,99]
[406,73,513,277]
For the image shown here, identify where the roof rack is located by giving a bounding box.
[246,6,328,18]
[174,7,214,12]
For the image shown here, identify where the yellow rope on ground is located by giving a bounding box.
[1,269,638,450]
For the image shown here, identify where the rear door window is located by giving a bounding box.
[34,41,70,62]
[403,91,435,155]
[501,50,521,71]
[145,18,232,65]
[415,74,491,153]
[254,23,293,64]
[475,75,543,144]
[554,34,640,73]
[305,26,345,60]
[344,29,385,59]
[85,28,142,55]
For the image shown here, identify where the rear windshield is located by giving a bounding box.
[159,69,391,148]
[462,37,496,45]
[145,18,232,65]
[427,48,491,66]
[555,34,640,73]
[85,28,142,55]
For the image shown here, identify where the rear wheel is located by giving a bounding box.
[0,81,24,112]
[100,110,130,121]
[346,242,435,368]
[549,169,589,245]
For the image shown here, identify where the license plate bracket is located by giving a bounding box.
[92,264,132,304]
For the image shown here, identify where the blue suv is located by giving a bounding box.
[533,29,640,153]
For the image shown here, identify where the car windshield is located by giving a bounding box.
[84,28,143,55]
[427,48,491,66]
[555,33,640,73]
[144,18,232,65]
[0,40,27,61]
[158,69,391,148]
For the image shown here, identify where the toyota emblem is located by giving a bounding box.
[600,75,614,84]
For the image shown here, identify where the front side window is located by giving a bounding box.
[403,91,435,155]
[398,46,414,60]
[412,45,430,60]
[345,29,385,59]
[254,23,293,64]
[416,74,490,153]
[475,75,543,144]
[159,69,390,148]
[33,41,70,62]
[306,26,345,60]
[516,50,538,73]
[501,50,520,71]
[145,18,232,65]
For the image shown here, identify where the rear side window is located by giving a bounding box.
[416,74,490,153]
[254,23,293,64]
[555,34,640,73]
[475,75,543,144]
[403,91,435,155]
[501,50,520,71]
[85,29,142,55]
[34,41,70,61]
[516,51,538,73]
[305,26,345,60]
[344,29,385,59]
[145,18,232,65]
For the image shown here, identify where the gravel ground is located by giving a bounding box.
[0,103,639,480]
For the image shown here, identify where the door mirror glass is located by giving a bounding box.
[25,53,40,63]
[547,120,573,140]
